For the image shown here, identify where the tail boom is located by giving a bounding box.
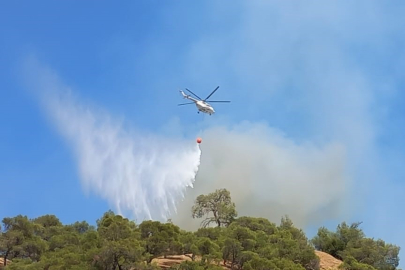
[179,90,198,102]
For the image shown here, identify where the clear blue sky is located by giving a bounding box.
[1,0,405,264]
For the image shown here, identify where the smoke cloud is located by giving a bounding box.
[163,1,400,233]
[24,59,350,229]
[170,122,350,230]
[26,61,202,221]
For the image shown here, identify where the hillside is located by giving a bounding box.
[0,250,345,269]
[0,259,10,267]
[315,251,343,270]
[0,189,400,269]
[150,251,343,270]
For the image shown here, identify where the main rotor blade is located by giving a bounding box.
[178,102,195,106]
[207,100,230,103]
[185,88,202,100]
[204,86,219,101]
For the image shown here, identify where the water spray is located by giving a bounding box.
[39,84,203,222]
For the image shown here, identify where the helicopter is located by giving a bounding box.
[178,86,230,115]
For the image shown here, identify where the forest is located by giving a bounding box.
[0,188,401,270]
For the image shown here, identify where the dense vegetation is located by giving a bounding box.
[0,188,401,270]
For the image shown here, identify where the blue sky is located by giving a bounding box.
[1,0,405,264]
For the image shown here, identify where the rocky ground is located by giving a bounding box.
[151,250,343,269]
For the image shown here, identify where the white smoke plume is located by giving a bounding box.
[170,122,350,230]
[27,61,202,221]
[24,59,350,230]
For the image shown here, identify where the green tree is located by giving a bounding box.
[342,238,400,270]
[32,215,62,228]
[195,237,221,265]
[0,229,24,267]
[232,216,277,235]
[194,227,224,241]
[174,260,223,270]
[339,255,378,270]
[0,215,47,266]
[277,216,320,270]
[35,245,90,270]
[311,221,400,270]
[312,226,345,259]
[225,223,257,252]
[179,231,198,261]
[31,216,64,244]
[191,188,237,228]
[0,198,401,270]
[95,211,145,269]
[311,222,364,260]
[69,221,94,234]
[221,238,243,268]
[139,220,182,263]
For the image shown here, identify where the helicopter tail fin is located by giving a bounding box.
[179,90,187,98]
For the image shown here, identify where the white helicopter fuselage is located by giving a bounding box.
[195,100,215,114]
[180,91,215,115]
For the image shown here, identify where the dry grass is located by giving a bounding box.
[151,254,230,269]
[315,250,343,270]
[0,258,11,267]
[151,255,193,269]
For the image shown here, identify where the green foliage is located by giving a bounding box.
[339,255,378,270]
[96,211,145,269]
[232,216,277,235]
[222,237,243,268]
[139,220,182,263]
[195,237,221,264]
[243,256,306,270]
[312,221,400,270]
[0,189,401,270]
[0,215,48,267]
[194,227,224,241]
[276,216,320,269]
[173,260,223,270]
[191,188,237,228]
[179,231,199,260]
